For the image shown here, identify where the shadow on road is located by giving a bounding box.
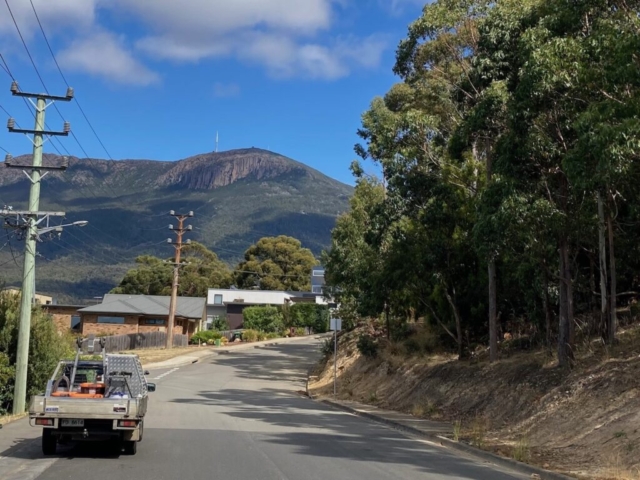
[170,342,521,479]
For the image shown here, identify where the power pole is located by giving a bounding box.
[166,210,194,348]
[4,81,74,414]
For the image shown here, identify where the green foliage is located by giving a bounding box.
[357,335,379,358]
[294,327,306,337]
[242,306,284,333]
[112,242,233,297]
[241,329,258,342]
[289,303,330,333]
[0,293,74,414]
[320,338,335,356]
[209,316,230,331]
[265,332,279,340]
[234,236,318,291]
[190,330,223,345]
[324,0,640,363]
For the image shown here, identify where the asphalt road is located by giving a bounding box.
[1,338,526,480]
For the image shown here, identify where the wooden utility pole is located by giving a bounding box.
[166,210,193,348]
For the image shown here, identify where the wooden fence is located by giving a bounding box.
[81,332,188,353]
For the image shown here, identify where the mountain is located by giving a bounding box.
[0,149,352,302]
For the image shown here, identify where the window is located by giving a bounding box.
[144,319,165,325]
[213,294,223,305]
[97,316,125,324]
[312,286,323,294]
[312,270,325,277]
[71,315,81,330]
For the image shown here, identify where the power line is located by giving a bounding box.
[3,0,49,93]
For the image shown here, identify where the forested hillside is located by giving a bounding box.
[324,0,640,365]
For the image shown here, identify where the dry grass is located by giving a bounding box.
[0,412,27,426]
[470,415,489,448]
[122,346,209,364]
[512,436,530,463]
[600,454,640,480]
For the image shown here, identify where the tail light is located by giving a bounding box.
[118,420,137,428]
[36,418,54,426]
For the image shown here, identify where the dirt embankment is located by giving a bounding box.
[309,326,640,480]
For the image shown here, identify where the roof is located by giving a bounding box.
[78,294,205,320]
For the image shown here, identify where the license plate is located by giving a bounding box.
[61,419,84,427]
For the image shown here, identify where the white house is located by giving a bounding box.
[206,288,327,330]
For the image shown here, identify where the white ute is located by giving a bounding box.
[28,337,156,456]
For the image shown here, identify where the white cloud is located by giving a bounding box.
[383,0,429,15]
[57,31,159,86]
[0,0,96,38]
[121,0,386,79]
[240,33,387,80]
[213,82,240,98]
[1,0,388,83]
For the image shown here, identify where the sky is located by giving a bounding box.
[0,0,426,185]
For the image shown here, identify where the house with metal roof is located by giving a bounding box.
[78,294,206,339]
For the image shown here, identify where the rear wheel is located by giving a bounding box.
[123,440,137,455]
[42,429,57,455]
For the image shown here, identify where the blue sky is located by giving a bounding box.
[0,0,425,185]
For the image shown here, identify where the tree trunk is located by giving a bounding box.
[484,144,498,363]
[444,287,464,360]
[542,265,552,346]
[558,238,573,367]
[385,303,391,340]
[607,193,617,344]
[597,192,609,338]
[488,259,498,362]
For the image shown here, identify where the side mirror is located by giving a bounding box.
[147,383,156,393]
[144,371,150,376]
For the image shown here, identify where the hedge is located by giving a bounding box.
[289,304,329,333]
[242,306,284,333]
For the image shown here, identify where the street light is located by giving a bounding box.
[36,220,88,239]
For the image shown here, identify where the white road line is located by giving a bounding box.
[152,367,179,380]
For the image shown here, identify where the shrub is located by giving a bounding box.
[242,329,258,342]
[220,336,229,344]
[190,330,222,345]
[320,338,334,356]
[357,334,378,358]
[290,304,329,333]
[266,332,279,339]
[402,326,439,356]
[257,332,267,341]
[243,306,284,333]
[0,293,74,414]
[209,316,230,331]
[294,327,306,337]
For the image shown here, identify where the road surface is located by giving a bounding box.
[0,337,526,480]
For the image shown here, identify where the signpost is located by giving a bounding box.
[330,318,342,399]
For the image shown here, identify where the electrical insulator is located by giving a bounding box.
[167,238,172,243]
[4,154,12,164]
[169,210,175,216]
[7,118,15,130]
[10,81,18,94]
[186,239,191,244]
[187,225,193,231]
[63,122,71,133]
[169,225,173,230]
[66,87,74,99]
[188,211,194,217]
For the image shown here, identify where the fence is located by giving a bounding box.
[81,332,188,353]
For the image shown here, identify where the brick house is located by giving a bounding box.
[43,304,85,333]
[78,294,205,339]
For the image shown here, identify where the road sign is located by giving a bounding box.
[330,318,342,331]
